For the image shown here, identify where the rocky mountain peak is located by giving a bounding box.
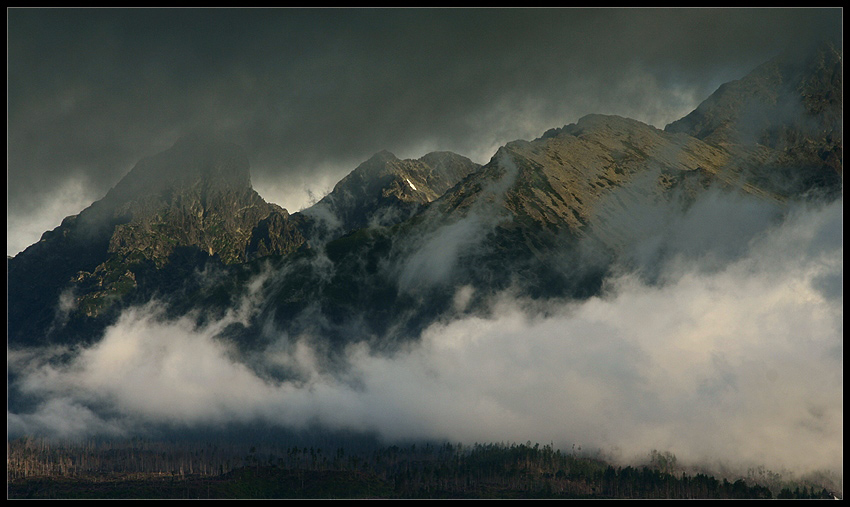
[369,149,400,163]
[664,39,842,197]
[8,135,307,342]
[103,134,252,206]
[433,111,736,255]
[296,149,481,242]
[97,135,305,266]
[664,40,841,145]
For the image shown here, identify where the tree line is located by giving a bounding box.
[7,437,838,499]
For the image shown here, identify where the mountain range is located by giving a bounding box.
[7,40,842,364]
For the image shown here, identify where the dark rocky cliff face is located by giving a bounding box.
[101,134,303,265]
[8,135,305,345]
[294,150,481,244]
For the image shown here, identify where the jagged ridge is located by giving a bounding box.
[7,41,842,349]
[294,149,480,243]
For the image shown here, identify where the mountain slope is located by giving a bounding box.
[102,134,304,265]
[436,114,732,232]
[405,113,751,293]
[7,135,305,346]
[7,41,841,353]
[249,114,769,350]
[294,150,480,244]
[665,40,842,198]
[254,41,842,347]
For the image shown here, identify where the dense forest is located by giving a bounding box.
[7,437,838,499]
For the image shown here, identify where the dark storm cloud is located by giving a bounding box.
[7,8,842,255]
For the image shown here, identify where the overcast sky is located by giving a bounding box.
[6,8,842,256]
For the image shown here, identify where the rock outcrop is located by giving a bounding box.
[8,135,305,345]
[665,40,842,198]
[294,150,480,243]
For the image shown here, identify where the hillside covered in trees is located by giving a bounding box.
[7,438,837,499]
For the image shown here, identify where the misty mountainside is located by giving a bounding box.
[293,150,481,244]
[665,40,842,199]
[7,41,842,362]
[7,134,307,346]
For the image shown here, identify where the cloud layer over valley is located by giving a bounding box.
[9,191,842,480]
